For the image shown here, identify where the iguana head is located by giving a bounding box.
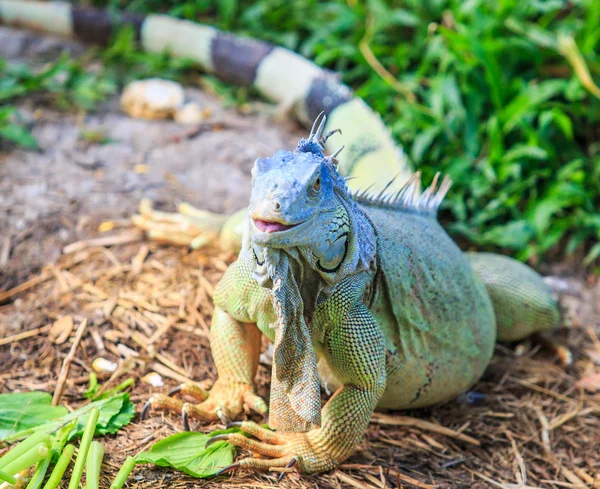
[248,115,349,256]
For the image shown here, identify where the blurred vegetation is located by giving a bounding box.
[1,0,599,266]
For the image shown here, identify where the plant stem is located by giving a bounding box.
[108,457,136,489]
[51,420,77,457]
[1,445,49,478]
[0,469,17,485]
[67,408,99,489]
[25,456,51,489]
[42,444,75,489]
[0,433,51,470]
[92,377,134,401]
[85,442,104,489]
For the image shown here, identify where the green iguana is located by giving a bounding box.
[142,116,564,475]
[0,2,567,476]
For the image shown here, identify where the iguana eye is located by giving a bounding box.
[309,176,321,196]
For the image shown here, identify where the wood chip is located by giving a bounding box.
[62,231,143,254]
[335,471,380,489]
[371,412,480,446]
[0,236,11,270]
[0,269,52,303]
[0,325,52,346]
[52,319,89,406]
[48,316,75,345]
[575,373,600,392]
[149,362,195,385]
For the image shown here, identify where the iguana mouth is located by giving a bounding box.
[253,219,301,233]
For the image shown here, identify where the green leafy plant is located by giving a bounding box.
[135,429,239,478]
[67,410,99,489]
[84,373,134,401]
[0,393,68,440]
[108,456,136,489]
[0,392,136,489]
[0,392,135,442]
[0,31,193,149]
[0,106,38,149]
[41,444,75,489]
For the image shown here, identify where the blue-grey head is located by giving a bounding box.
[248,114,349,253]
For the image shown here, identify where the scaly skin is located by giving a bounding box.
[144,117,562,475]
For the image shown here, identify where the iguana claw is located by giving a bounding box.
[215,453,298,481]
[215,462,241,476]
[142,380,267,430]
[207,420,335,475]
[278,457,299,482]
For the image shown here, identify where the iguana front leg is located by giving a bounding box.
[144,306,267,426]
[209,303,387,475]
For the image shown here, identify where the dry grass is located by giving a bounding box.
[1,231,599,489]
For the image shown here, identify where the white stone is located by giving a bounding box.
[142,372,164,387]
[174,102,205,125]
[120,78,185,120]
[92,357,118,374]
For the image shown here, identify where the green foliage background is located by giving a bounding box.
[1,0,599,265]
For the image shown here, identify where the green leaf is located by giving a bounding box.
[504,18,558,50]
[135,430,237,478]
[502,80,565,133]
[549,108,574,140]
[85,373,100,400]
[583,242,600,266]
[68,395,135,439]
[0,393,68,440]
[389,9,420,27]
[410,126,441,163]
[0,123,38,149]
[504,144,548,162]
[218,0,238,29]
[1,393,135,442]
[480,221,534,249]
[102,398,135,435]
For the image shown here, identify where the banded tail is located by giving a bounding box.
[0,0,412,191]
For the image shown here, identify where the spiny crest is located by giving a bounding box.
[353,171,452,216]
[295,112,344,168]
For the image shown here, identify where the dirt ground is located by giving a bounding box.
[1,26,600,489]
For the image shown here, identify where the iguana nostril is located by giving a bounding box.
[274,201,281,210]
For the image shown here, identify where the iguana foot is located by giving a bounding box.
[208,420,336,475]
[132,199,226,248]
[532,332,572,367]
[141,380,267,430]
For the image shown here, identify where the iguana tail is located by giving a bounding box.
[465,252,571,364]
[0,0,411,191]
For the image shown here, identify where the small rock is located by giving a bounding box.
[174,102,206,125]
[120,78,185,120]
[92,357,118,374]
[142,372,164,387]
